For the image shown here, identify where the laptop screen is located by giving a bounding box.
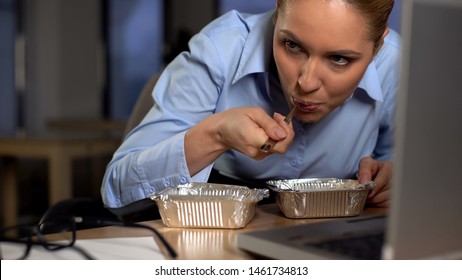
[383,0,462,259]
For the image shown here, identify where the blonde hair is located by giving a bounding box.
[275,0,395,51]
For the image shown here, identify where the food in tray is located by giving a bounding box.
[151,182,269,228]
[266,178,374,218]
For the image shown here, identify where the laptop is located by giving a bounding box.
[237,0,462,260]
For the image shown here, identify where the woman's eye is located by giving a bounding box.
[284,40,302,52]
[330,55,350,67]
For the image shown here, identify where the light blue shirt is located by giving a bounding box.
[102,10,401,209]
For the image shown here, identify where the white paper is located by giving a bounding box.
[1,236,166,260]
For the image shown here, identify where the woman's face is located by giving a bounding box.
[273,0,376,123]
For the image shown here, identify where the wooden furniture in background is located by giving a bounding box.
[0,132,121,227]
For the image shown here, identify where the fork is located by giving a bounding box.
[259,106,297,153]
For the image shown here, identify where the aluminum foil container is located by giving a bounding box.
[150,183,269,229]
[266,178,375,218]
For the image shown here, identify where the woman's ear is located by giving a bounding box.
[374,27,390,56]
[381,27,390,42]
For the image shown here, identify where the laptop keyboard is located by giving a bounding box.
[310,231,385,260]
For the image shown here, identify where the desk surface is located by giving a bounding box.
[75,204,386,260]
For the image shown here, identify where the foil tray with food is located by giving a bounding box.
[266,178,375,218]
[150,182,269,229]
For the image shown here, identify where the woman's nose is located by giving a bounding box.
[298,60,321,94]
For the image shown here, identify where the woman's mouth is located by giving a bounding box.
[293,98,320,112]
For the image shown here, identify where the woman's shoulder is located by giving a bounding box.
[186,9,274,71]
[385,28,401,50]
[373,28,401,72]
[199,10,273,38]
[377,29,401,60]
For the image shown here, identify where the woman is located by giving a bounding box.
[102,0,399,215]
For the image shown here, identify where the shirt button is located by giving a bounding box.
[180,177,187,184]
[297,128,303,134]
[290,160,297,167]
[149,187,155,193]
[163,179,171,187]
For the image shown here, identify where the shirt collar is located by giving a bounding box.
[232,11,275,84]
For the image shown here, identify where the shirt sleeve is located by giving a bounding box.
[101,32,224,209]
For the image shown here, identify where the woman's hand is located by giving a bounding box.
[214,107,295,158]
[357,156,393,207]
[185,107,295,175]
